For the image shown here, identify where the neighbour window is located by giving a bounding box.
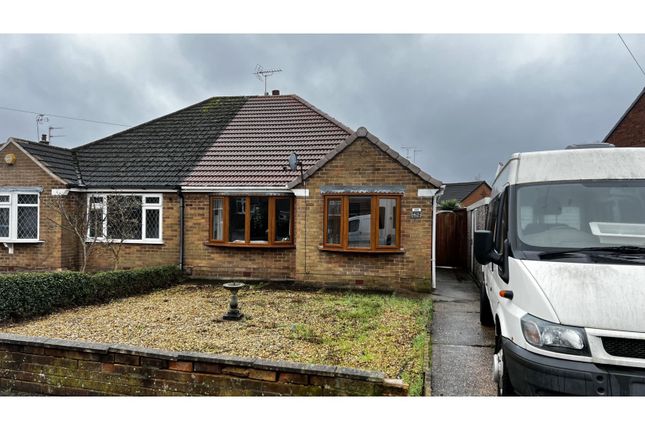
[326,198,342,245]
[229,197,246,242]
[378,198,397,246]
[208,196,294,247]
[250,197,269,242]
[211,198,224,241]
[87,194,162,243]
[323,195,401,251]
[274,198,292,242]
[348,196,372,248]
[0,192,40,241]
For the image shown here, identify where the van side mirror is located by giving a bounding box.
[474,230,503,266]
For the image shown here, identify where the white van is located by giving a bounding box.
[475,144,645,396]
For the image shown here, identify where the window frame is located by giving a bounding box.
[86,193,163,244]
[207,195,294,248]
[0,191,41,242]
[322,194,402,253]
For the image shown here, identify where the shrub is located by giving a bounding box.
[439,199,461,211]
[0,265,183,322]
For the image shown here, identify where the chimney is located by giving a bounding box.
[271,89,280,96]
[39,134,49,145]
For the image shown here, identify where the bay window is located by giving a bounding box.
[87,194,163,243]
[323,195,401,252]
[208,196,293,247]
[0,191,40,241]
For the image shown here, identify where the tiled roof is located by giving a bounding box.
[74,96,248,188]
[288,127,442,189]
[11,138,79,184]
[438,181,490,203]
[184,95,352,187]
[12,94,437,190]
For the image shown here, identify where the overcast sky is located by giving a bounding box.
[1,34,644,183]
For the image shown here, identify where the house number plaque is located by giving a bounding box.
[411,208,422,219]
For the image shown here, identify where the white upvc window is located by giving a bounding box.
[0,191,40,242]
[86,193,163,244]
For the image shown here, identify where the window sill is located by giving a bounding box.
[318,245,405,254]
[203,241,295,249]
[85,239,165,245]
[1,240,44,244]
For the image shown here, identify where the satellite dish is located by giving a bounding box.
[288,152,299,172]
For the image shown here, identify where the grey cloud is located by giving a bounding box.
[1,34,644,183]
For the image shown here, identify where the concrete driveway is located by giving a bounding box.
[430,268,497,396]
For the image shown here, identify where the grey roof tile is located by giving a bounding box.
[439,181,491,203]
[13,95,439,189]
[13,139,79,185]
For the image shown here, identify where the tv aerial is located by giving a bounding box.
[35,114,49,141]
[253,64,282,96]
[48,126,65,142]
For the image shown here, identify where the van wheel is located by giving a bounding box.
[479,285,494,327]
[493,333,515,396]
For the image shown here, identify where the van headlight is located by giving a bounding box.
[521,314,590,356]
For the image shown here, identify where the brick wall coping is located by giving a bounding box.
[0,332,394,385]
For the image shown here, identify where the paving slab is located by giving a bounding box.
[432,310,495,347]
[433,300,479,314]
[431,344,497,396]
[430,268,497,396]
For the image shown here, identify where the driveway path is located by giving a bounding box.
[430,268,496,396]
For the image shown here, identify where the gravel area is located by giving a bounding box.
[1,283,431,392]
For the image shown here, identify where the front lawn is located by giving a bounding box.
[1,283,431,395]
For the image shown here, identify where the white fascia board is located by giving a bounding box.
[51,188,70,196]
[466,197,490,211]
[292,189,309,197]
[417,188,439,198]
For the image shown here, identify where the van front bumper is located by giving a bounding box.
[503,339,645,395]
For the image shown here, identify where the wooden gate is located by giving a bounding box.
[436,209,468,268]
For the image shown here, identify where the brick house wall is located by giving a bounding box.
[606,91,645,147]
[0,142,77,271]
[182,193,295,280]
[293,137,436,290]
[84,193,180,271]
[460,183,491,207]
[2,138,437,290]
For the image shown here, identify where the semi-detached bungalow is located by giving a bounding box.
[0,94,442,290]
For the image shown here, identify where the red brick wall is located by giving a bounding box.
[182,193,295,280]
[0,333,408,396]
[84,193,180,271]
[293,138,437,290]
[606,93,645,147]
[0,141,76,271]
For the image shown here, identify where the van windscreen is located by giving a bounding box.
[516,180,645,250]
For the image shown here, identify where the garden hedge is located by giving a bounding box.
[0,265,183,322]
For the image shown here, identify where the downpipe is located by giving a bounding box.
[177,187,185,273]
[431,185,446,289]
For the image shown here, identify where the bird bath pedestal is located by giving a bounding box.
[222,282,245,321]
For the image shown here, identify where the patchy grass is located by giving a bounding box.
[1,283,432,395]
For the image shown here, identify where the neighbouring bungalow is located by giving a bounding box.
[0,93,442,290]
[438,181,490,208]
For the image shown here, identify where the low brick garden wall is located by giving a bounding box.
[0,333,408,396]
